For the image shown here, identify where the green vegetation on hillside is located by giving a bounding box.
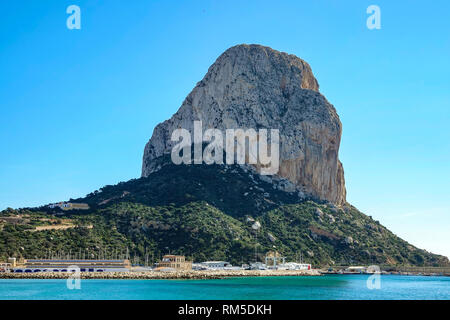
[1,163,448,267]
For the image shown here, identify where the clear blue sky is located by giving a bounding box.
[1,1,449,258]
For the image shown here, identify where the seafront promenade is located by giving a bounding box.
[0,269,321,280]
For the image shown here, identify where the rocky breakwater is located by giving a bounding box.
[0,269,321,280]
[142,44,346,205]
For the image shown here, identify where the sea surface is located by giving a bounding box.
[0,275,449,300]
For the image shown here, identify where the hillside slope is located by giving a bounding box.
[1,162,448,267]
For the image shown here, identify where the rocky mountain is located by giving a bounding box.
[142,44,346,205]
[2,44,448,267]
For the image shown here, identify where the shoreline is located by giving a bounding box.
[0,269,321,280]
[1,269,448,280]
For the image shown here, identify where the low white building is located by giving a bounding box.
[249,262,268,270]
[12,259,131,273]
[198,261,231,270]
[277,262,311,270]
[345,266,367,273]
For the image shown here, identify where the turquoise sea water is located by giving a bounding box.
[0,275,449,300]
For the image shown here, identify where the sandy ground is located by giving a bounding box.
[29,224,93,232]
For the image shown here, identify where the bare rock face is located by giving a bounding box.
[142,44,346,205]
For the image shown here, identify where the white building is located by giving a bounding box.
[277,262,311,270]
[199,261,231,270]
[12,259,131,273]
[249,262,268,270]
[345,266,367,273]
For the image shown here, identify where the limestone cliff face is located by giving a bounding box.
[142,44,346,205]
